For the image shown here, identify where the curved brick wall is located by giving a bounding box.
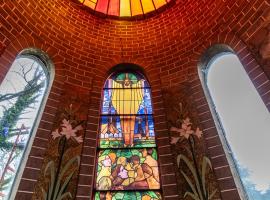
[0,0,270,199]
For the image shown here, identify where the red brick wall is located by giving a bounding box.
[0,0,270,199]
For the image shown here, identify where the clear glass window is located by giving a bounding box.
[0,55,49,199]
[206,54,270,200]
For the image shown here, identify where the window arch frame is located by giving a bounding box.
[198,44,250,200]
[93,65,162,199]
[1,48,55,200]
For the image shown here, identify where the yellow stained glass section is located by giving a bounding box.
[153,0,166,9]
[141,0,155,14]
[111,80,143,114]
[131,0,143,16]
[84,0,97,9]
[78,0,169,17]
[120,0,131,16]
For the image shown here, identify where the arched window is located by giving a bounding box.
[94,71,161,199]
[0,49,53,199]
[200,46,270,200]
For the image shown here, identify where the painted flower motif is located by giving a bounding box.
[182,117,192,127]
[170,117,203,143]
[171,136,180,144]
[52,129,61,139]
[51,119,83,143]
[74,135,83,143]
[61,120,77,139]
[194,127,203,138]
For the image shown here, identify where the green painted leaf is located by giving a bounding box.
[179,154,204,200]
[209,189,217,200]
[184,191,200,200]
[202,156,212,197]
[59,192,72,200]
[181,170,199,198]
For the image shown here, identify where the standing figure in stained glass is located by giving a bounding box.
[97,155,113,190]
[101,102,119,138]
[111,73,144,147]
[142,149,160,189]
[136,117,144,139]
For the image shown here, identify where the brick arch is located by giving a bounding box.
[193,32,270,112]
[0,34,68,199]
[185,33,270,200]
[76,62,179,200]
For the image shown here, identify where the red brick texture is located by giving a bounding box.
[0,0,270,199]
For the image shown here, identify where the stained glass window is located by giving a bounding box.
[95,72,160,199]
[0,54,50,199]
[78,0,169,18]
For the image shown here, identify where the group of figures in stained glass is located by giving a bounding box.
[95,72,161,199]
[96,149,160,190]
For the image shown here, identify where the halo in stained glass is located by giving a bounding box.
[78,0,170,18]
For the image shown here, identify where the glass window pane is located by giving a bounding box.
[153,0,166,9]
[84,0,97,9]
[141,0,155,14]
[96,0,109,14]
[120,0,131,16]
[108,0,120,16]
[131,0,143,16]
[0,56,48,198]
[207,54,270,199]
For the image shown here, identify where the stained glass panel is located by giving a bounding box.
[95,191,162,200]
[120,0,131,17]
[100,72,154,148]
[96,148,160,190]
[108,0,120,16]
[153,0,166,9]
[140,0,155,13]
[99,115,156,148]
[131,0,143,16]
[78,0,169,17]
[96,0,109,13]
[84,0,96,9]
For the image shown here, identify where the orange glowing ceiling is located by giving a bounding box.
[78,0,171,18]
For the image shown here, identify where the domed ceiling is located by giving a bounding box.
[78,0,171,18]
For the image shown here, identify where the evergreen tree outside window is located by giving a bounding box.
[200,48,270,200]
[0,50,53,199]
[95,71,161,200]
